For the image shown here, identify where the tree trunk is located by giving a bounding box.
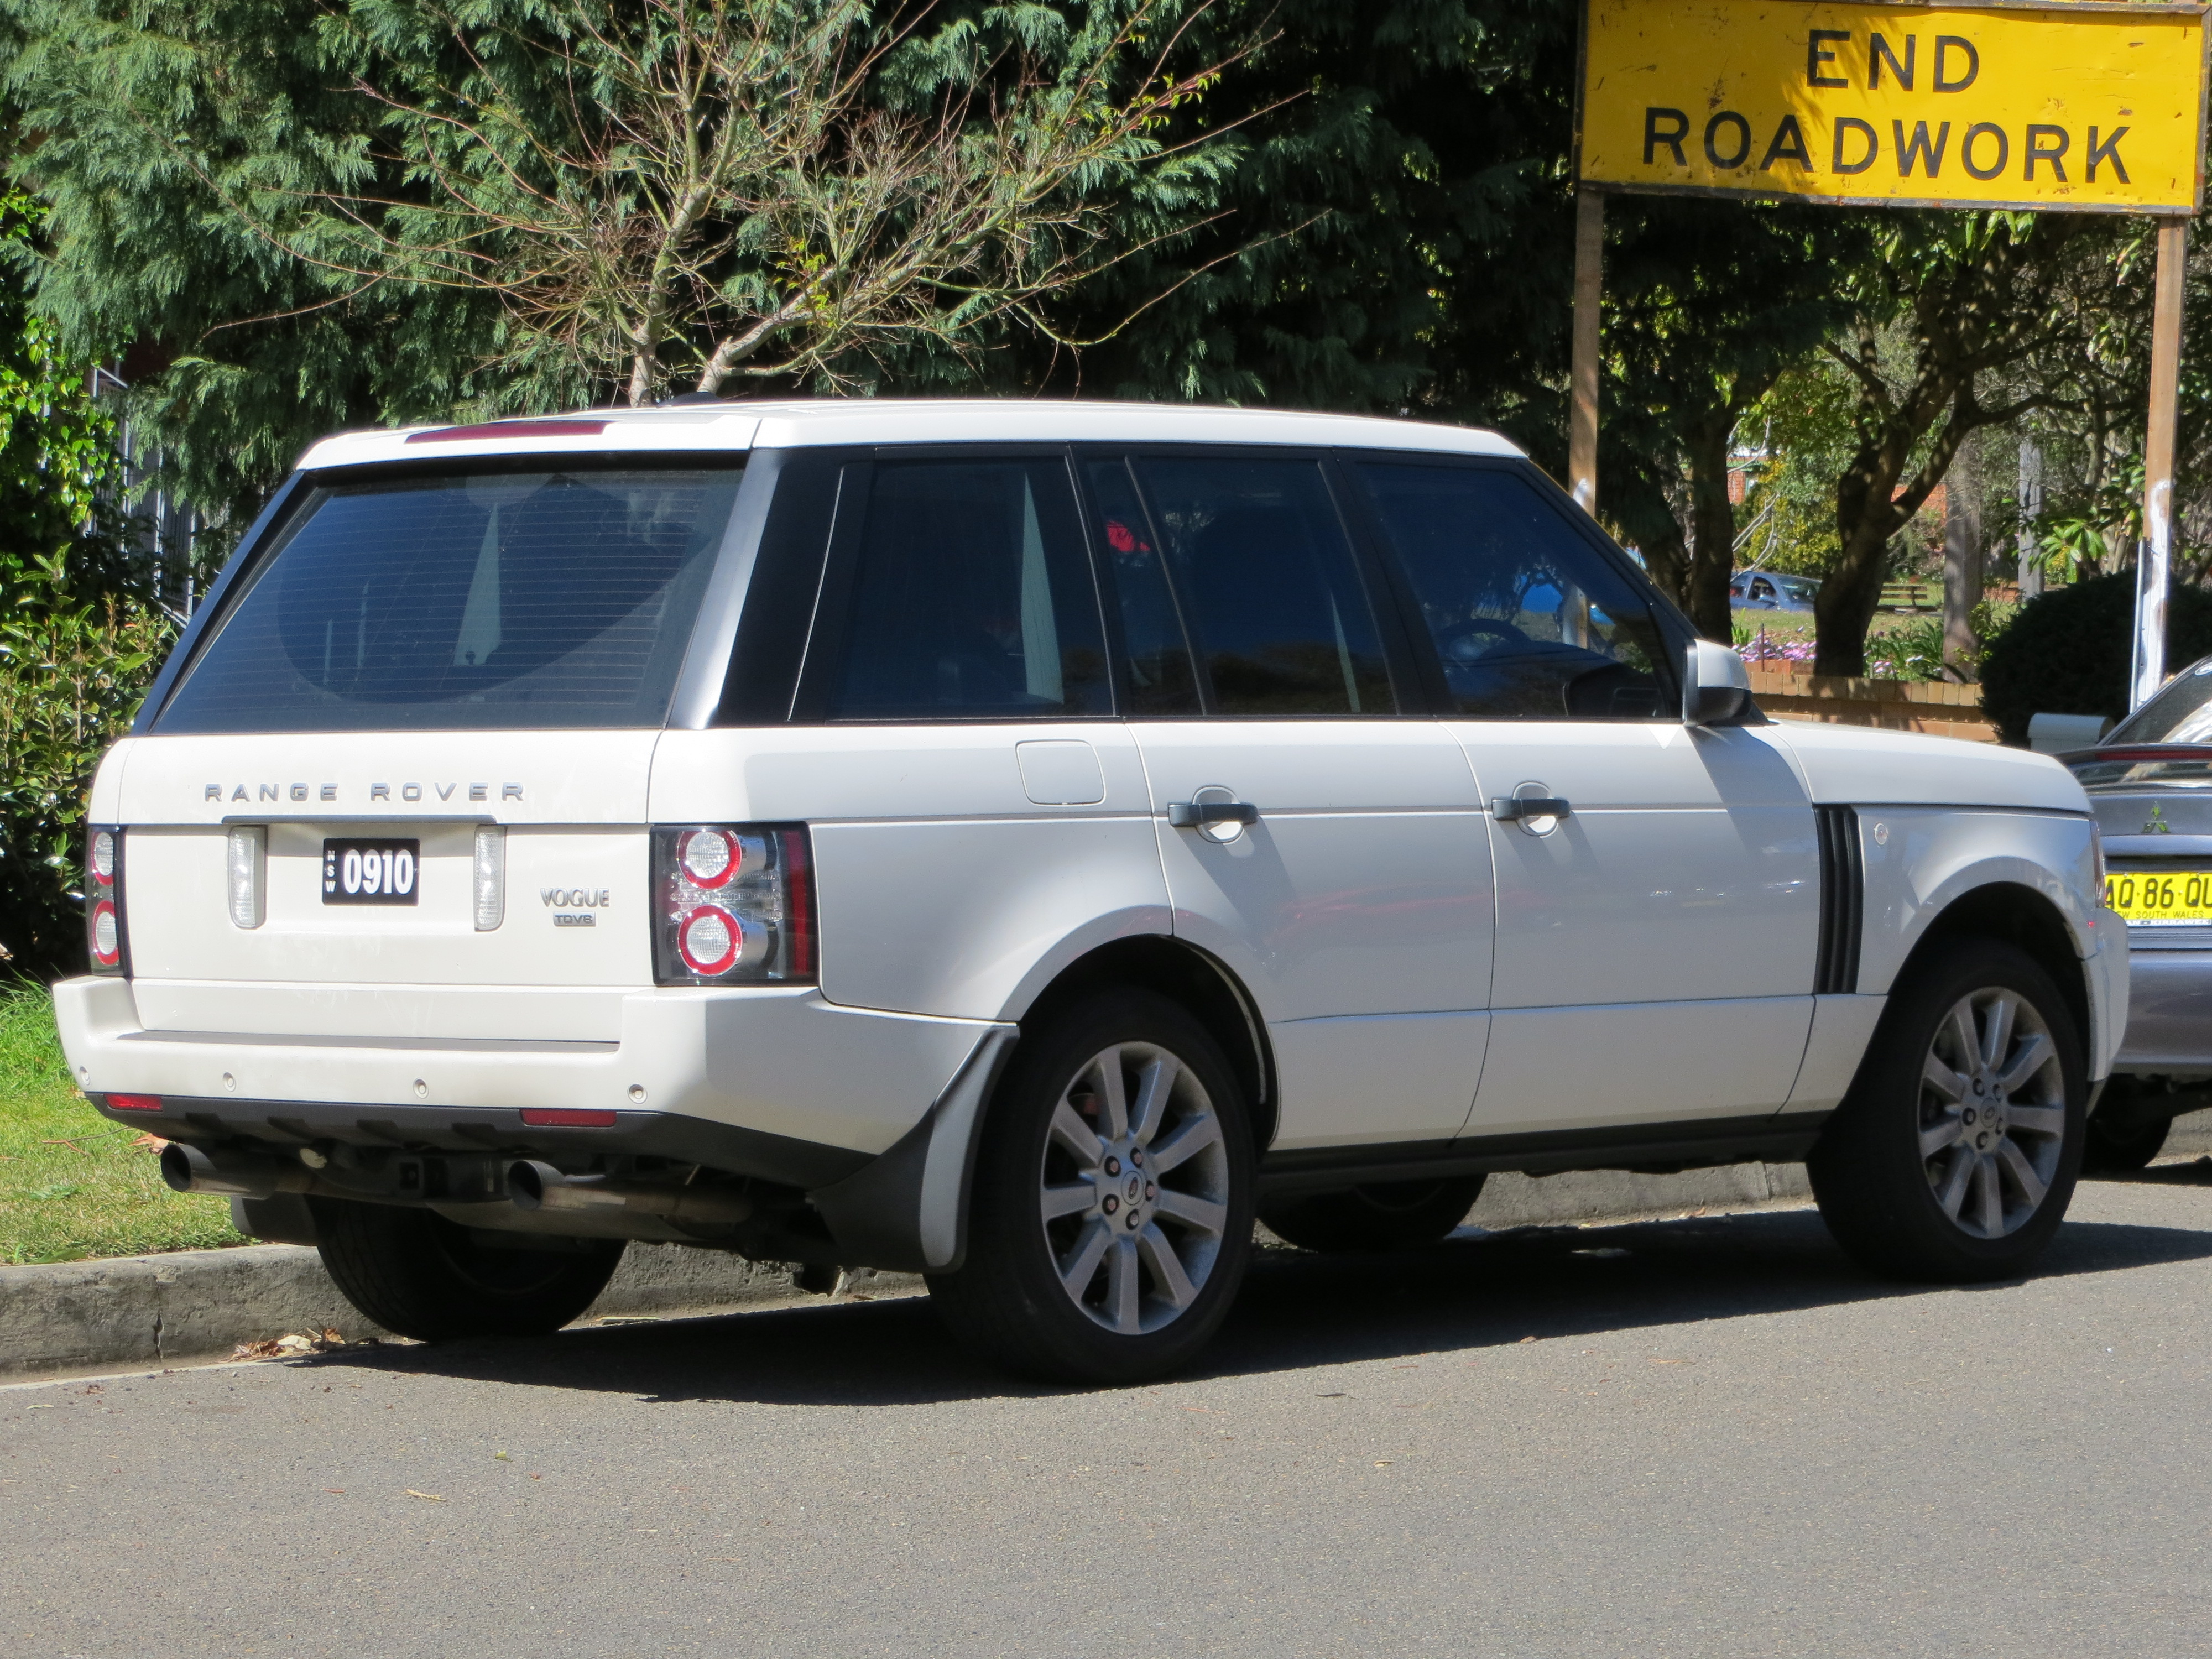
[1813,464,1905,677]
[1942,476,1982,680]
[1683,414,1737,642]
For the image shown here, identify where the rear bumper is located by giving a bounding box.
[53,975,1003,1165]
[2114,947,2212,1076]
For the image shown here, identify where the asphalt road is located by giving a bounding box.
[9,1161,2212,1659]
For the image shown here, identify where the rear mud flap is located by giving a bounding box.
[808,1026,1017,1274]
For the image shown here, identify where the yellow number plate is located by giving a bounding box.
[2106,871,2212,924]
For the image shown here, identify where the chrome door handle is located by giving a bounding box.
[1490,796,1571,822]
[1167,801,1260,828]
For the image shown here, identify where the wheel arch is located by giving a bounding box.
[1011,936,1279,1157]
[1899,881,2091,1058]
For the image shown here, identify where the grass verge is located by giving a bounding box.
[0,984,238,1265]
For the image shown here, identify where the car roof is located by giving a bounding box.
[293,399,1530,472]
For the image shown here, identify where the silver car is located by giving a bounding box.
[1730,570,1819,611]
[2068,656,2212,1167]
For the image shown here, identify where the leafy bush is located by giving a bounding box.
[0,191,172,975]
[0,565,173,971]
[1980,573,2212,745]
[1864,616,1943,681]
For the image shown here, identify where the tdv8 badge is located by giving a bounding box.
[543,886,610,929]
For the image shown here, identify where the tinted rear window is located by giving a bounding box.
[154,467,742,733]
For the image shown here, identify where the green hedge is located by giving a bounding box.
[1980,573,2212,746]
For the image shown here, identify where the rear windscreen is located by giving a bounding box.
[152,466,743,733]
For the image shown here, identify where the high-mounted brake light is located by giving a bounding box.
[85,826,126,973]
[652,824,815,986]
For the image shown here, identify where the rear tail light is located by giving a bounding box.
[226,825,266,929]
[2090,822,2107,890]
[652,824,815,985]
[85,826,126,973]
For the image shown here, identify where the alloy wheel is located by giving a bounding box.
[1037,1041,1231,1335]
[1918,988,2067,1239]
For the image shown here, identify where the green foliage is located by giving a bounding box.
[0,192,168,973]
[1981,574,2212,745]
[0,571,173,970]
[0,984,235,1264]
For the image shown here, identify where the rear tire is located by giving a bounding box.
[927,989,1255,1384]
[1808,940,2085,1282]
[311,1199,625,1340]
[2083,1083,2173,1173]
[1259,1176,1486,1252]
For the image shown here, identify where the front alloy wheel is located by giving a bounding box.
[1916,988,2068,1239]
[1810,940,2085,1282]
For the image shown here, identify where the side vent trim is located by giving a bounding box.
[1814,805,1863,995]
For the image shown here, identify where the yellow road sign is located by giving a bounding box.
[1578,1,2209,213]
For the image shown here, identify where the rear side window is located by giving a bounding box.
[154,467,742,733]
[1354,461,1678,720]
[826,458,1109,720]
[1083,460,1201,717]
[1131,456,1394,717]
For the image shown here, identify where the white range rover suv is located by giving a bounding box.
[54,400,2126,1381]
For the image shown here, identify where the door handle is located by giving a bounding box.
[1167,801,1260,828]
[1490,796,1572,822]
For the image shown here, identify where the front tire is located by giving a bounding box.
[311,1198,625,1340]
[1260,1176,1486,1252]
[927,989,1255,1384]
[1809,941,2085,1282]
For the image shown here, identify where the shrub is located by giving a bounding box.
[0,572,173,972]
[1980,573,2212,745]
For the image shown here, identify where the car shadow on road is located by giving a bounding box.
[292,1203,2212,1407]
[2087,1155,2212,1188]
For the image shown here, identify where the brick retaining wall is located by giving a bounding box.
[1747,668,1996,743]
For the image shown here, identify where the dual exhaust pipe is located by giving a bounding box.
[162,1142,750,1228]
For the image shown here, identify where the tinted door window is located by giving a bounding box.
[1083,460,1201,717]
[827,459,1109,720]
[1132,456,1394,717]
[1354,461,1677,720]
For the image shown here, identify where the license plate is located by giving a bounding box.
[322,839,420,906]
[2105,869,2212,924]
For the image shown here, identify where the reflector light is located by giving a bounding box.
[473,826,507,931]
[227,825,267,930]
[105,1093,163,1112]
[404,419,609,444]
[520,1108,618,1128]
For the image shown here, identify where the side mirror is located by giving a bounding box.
[1684,639,1751,726]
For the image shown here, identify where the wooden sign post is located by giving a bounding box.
[1570,0,2209,698]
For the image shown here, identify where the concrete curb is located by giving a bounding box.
[0,1239,868,1380]
[0,1161,1822,1380]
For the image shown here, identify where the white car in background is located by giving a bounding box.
[54,400,2124,1382]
